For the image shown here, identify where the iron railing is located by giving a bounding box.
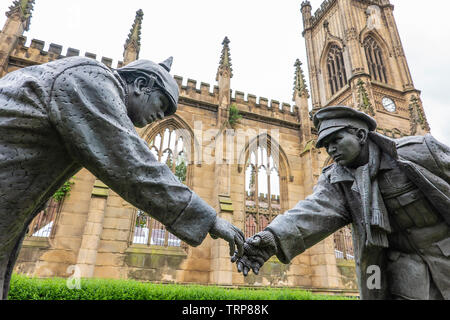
[28,198,62,238]
[133,210,182,247]
[334,226,355,260]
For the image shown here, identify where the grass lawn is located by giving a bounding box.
[9,274,356,300]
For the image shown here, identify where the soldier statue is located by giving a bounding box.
[0,56,244,300]
[234,106,450,300]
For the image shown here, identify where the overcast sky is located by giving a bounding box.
[1,0,449,145]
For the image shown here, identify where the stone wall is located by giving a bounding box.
[336,259,358,290]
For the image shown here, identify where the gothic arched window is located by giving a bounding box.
[364,36,388,83]
[327,45,348,96]
[132,125,190,247]
[244,140,282,239]
[148,127,188,184]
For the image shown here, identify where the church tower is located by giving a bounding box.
[300,0,430,137]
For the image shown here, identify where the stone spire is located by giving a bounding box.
[293,59,312,143]
[293,59,309,99]
[216,36,233,81]
[123,9,144,66]
[216,36,233,112]
[5,0,35,31]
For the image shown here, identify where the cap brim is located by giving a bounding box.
[164,102,177,117]
[316,126,347,148]
[163,93,178,117]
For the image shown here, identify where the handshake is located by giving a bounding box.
[209,217,278,276]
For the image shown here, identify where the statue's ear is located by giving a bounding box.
[357,128,369,145]
[133,76,148,95]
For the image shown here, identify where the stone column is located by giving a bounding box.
[209,118,234,286]
[308,236,341,288]
[303,145,342,289]
[210,209,234,285]
[75,180,109,278]
[210,37,234,285]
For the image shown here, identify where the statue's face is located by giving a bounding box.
[322,129,365,167]
[126,79,170,128]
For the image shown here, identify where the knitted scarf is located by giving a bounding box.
[351,140,392,248]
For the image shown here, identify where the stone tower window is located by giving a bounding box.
[244,144,282,239]
[132,125,189,247]
[327,45,348,96]
[364,36,388,83]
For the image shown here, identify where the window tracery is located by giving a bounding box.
[244,142,282,239]
[132,125,189,247]
[327,45,348,96]
[364,36,388,83]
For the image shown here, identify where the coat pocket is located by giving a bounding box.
[386,252,429,299]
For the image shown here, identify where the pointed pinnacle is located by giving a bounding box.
[294,59,309,99]
[124,9,144,60]
[222,36,230,46]
[20,0,35,16]
[125,9,144,48]
[217,36,233,79]
[7,0,34,16]
[6,0,35,30]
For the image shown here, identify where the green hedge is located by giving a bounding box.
[9,274,355,300]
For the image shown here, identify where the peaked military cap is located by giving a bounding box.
[313,106,377,148]
[117,57,179,117]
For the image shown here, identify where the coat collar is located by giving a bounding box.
[368,131,398,159]
[328,132,398,185]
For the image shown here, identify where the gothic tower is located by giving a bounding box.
[300,0,430,137]
[0,0,35,77]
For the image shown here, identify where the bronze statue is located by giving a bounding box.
[235,106,450,300]
[0,56,244,300]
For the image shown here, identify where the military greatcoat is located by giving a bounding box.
[0,57,216,299]
[267,132,450,300]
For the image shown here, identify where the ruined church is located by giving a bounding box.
[0,0,429,295]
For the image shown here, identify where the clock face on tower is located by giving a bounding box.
[382,97,396,112]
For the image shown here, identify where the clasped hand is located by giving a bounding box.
[231,231,277,276]
[209,216,245,257]
[209,218,278,276]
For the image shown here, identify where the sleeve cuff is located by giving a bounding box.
[166,192,217,247]
[266,214,306,264]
